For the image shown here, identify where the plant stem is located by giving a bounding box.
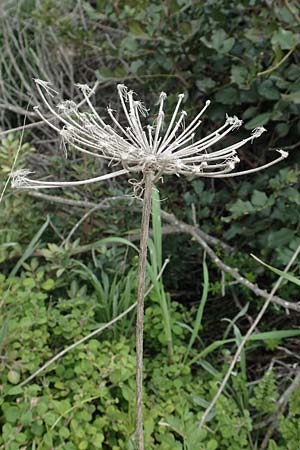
[136,170,154,450]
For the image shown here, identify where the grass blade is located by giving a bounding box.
[9,215,50,277]
[151,186,162,270]
[190,328,300,364]
[223,302,249,340]
[251,254,300,286]
[73,260,105,300]
[184,252,209,362]
[72,237,139,255]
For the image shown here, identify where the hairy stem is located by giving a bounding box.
[136,170,154,450]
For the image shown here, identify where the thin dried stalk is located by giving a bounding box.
[136,170,154,450]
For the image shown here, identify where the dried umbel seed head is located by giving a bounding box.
[11,79,288,189]
[11,169,34,188]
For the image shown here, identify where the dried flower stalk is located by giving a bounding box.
[11,79,288,450]
[12,79,287,190]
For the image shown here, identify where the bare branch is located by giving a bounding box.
[161,211,300,313]
[27,191,299,313]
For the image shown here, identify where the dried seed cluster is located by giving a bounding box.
[12,79,288,189]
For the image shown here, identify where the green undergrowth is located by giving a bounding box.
[0,275,299,450]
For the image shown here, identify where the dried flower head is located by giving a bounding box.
[11,79,288,189]
[9,79,290,450]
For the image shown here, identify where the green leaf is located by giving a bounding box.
[258,80,280,100]
[4,406,20,423]
[10,216,50,277]
[245,112,271,129]
[215,87,239,105]
[242,106,258,120]
[251,190,268,207]
[251,329,300,340]
[43,432,53,446]
[96,68,114,81]
[192,180,204,196]
[130,60,143,74]
[286,64,300,80]
[59,426,70,439]
[94,434,104,446]
[41,278,55,291]
[281,90,300,104]
[267,228,295,248]
[190,329,300,363]
[271,29,300,50]
[129,21,147,37]
[6,386,23,396]
[151,187,162,270]
[228,199,255,217]
[196,78,216,92]
[201,29,235,53]
[230,65,248,87]
[207,439,218,450]
[7,370,21,385]
[275,122,290,137]
[251,254,300,286]
[20,411,33,426]
[121,36,138,52]
[72,237,139,255]
[184,252,209,361]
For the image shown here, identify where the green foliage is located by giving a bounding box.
[14,248,139,339]
[90,0,300,143]
[176,163,300,306]
[144,302,189,354]
[0,135,42,266]
[223,166,300,267]
[278,396,300,450]
[183,165,300,269]
[3,0,300,143]
[250,370,279,414]
[215,395,252,449]
[1,274,300,449]
[267,389,300,450]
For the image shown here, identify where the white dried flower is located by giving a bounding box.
[12,79,288,189]
[74,83,93,95]
[11,169,34,188]
[34,79,58,97]
[57,100,78,113]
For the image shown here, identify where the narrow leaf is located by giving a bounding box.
[10,215,50,277]
[251,254,300,286]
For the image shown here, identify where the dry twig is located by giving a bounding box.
[27,191,300,313]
